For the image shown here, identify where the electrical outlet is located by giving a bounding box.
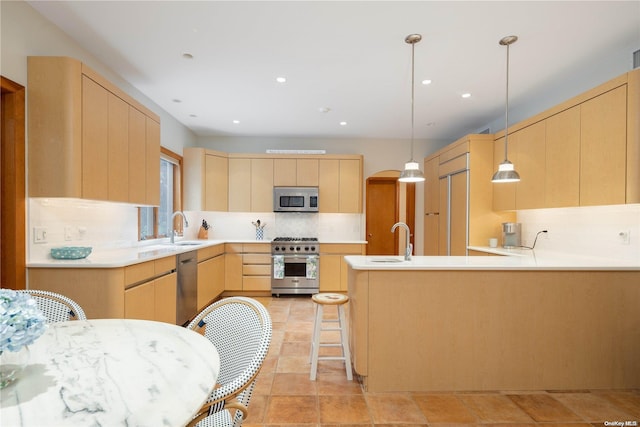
[33,226,47,243]
[64,226,74,241]
[618,230,631,245]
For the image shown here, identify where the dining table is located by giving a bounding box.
[0,318,220,426]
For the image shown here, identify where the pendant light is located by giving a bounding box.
[491,35,521,183]
[399,33,425,183]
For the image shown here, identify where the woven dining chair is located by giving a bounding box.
[186,297,272,427]
[17,290,87,322]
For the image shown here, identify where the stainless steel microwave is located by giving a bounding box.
[273,187,319,212]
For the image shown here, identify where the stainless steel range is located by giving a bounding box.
[271,237,319,296]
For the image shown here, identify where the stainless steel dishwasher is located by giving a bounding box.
[176,250,197,325]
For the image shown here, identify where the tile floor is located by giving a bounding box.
[244,296,639,427]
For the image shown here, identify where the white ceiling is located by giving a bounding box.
[27,1,640,142]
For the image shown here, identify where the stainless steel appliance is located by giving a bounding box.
[273,187,319,212]
[271,237,319,296]
[502,222,522,248]
[176,250,197,325]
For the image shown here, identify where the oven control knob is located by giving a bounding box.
[274,247,279,251]
[304,246,309,251]
[296,246,301,251]
[289,246,294,251]
[310,246,316,251]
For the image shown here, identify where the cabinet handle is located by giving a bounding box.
[425,213,439,216]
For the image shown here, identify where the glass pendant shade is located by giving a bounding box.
[399,161,425,182]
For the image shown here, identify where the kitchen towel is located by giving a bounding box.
[273,255,284,279]
[306,255,318,279]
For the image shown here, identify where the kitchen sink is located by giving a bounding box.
[369,257,405,263]
[173,241,205,246]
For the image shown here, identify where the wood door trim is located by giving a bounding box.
[1,76,26,290]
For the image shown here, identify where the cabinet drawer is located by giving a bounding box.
[243,243,270,253]
[155,255,176,275]
[320,243,365,254]
[243,264,271,276]
[243,253,271,264]
[197,244,224,262]
[225,243,243,253]
[243,276,271,291]
[125,261,154,287]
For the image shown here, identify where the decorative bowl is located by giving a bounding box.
[51,246,92,260]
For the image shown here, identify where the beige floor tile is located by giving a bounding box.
[276,355,311,374]
[413,393,477,423]
[552,392,635,422]
[252,372,274,396]
[281,341,311,357]
[508,393,583,422]
[365,393,428,424]
[316,374,363,395]
[459,393,534,423]
[271,372,317,395]
[319,394,371,423]
[263,395,319,424]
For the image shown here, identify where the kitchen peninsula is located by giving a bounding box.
[345,254,640,393]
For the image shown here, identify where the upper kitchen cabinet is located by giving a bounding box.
[228,156,274,212]
[319,156,363,213]
[183,148,229,211]
[273,158,319,186]
[492,68,639,210]
[27,56,161,205]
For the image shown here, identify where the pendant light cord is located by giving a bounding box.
[503,42,510,162]
[410,39,416,162]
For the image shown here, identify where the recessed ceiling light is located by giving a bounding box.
[421,79,432,85]
[189,114,197,118]
[172,99,182,103]
[318,107,331,113]
[461,93,472,98]
[276,77,287,83]
[182,53,194,59]
[232,120,240,124]
[339,121,347,126]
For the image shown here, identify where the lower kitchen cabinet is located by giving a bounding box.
[224,243,271,292]
[28,255,177,323]
[319,243,366,292]
[197,244,225,310]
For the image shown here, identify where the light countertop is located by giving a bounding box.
[28,239,367,268]
[345,250,640,271]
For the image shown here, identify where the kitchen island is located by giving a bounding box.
[345,254,640,392]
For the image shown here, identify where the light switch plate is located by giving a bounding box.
[33,226,47,243]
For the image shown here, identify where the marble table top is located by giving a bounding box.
[1,319,220,427]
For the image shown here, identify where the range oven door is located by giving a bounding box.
[272,255,319,295]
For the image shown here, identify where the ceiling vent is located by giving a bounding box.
[634,49,640,69]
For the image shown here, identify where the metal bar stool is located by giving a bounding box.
[309,293,353,381]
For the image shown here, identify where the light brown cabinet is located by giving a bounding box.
[426,135,513,255]
[124,256,177,323]
[27,56,160,205]
[274,158,320,186]
[197,244,225,310]
[492,69,639,210]
[183,148,229,211]
[319,158,363,213]
[228,157,274,212]
[224,243,271,292]
[319,243,366,292]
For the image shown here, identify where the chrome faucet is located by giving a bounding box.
[170,211,189,244]
[391,222,413,261]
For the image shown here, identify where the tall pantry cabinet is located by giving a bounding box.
[424,134,515,255]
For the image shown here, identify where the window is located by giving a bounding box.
[139,149,182,240]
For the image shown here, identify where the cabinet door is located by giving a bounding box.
[197,255,224,310]
[224,252,243,291]
[545,106,580,207]
[492,136,516,211]
[514,121,546,210]
[273,159,297,186]
[251,158,274,212]
[154,273,177,324]
[339,159,361,213]
[319,254,341,292]
[82,76,109,201]
[125,280,155,321]
[424,157,440,213]
[228,158,251,211]
[145,117,161,206]
[424,214,439,255]
[128,107,147,204]
[438,177,449,255]
[205,154,228,211]
[108,93,129,202]
[319,159,340,212]
[580,85,627,206]
[297,159,319,186]
[449,171,468,256]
